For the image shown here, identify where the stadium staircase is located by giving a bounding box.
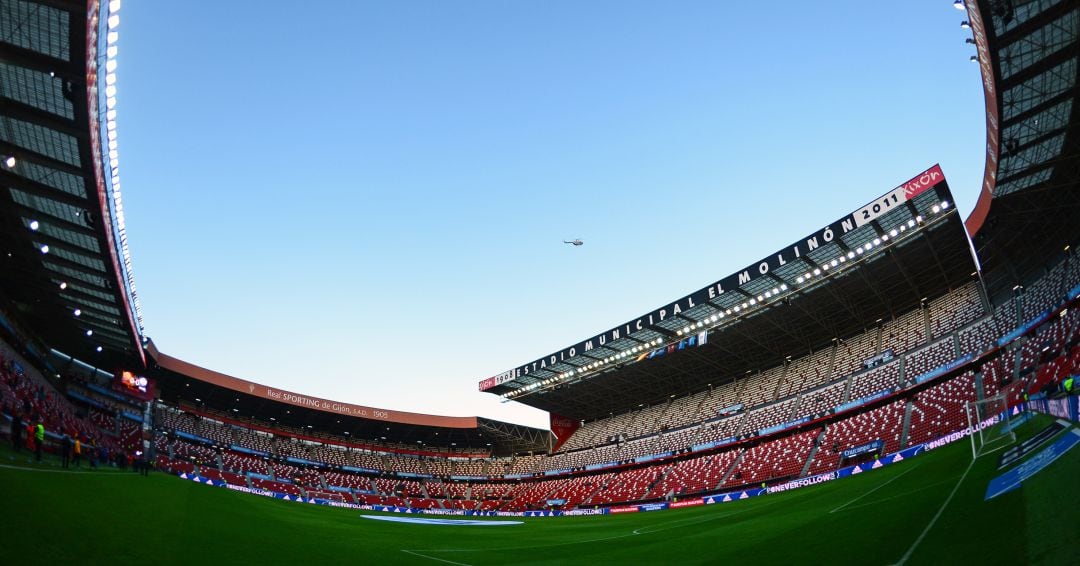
[420,480,446,509]
[840,374,854,404]
[900,402,917,448]
[800,429,827,477]
[716,450,744,489]
[646,468,672,500]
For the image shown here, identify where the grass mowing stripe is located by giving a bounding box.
[893,457,975,565]
[829,463,920,513]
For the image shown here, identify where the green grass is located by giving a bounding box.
[1,415,1077,565]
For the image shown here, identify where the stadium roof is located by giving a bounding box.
[966,0,1080,301]
[0,0,143,367]
[484,168,980,421]
[146,341,551,456]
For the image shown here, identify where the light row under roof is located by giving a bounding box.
[96,0,144,336]
[501,337,667,398]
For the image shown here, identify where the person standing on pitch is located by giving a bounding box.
[73,435,82,468]
[60,432,71,469]
[34,418,44,462]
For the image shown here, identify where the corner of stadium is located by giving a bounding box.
[1,1,1078,564]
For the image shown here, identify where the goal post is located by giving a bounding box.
[966,395,1013,459]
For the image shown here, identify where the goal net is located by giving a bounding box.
[965,395,1013,459]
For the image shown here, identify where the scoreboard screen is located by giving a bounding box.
[117,370,155,401]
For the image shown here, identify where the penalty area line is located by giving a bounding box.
[893,457,975,566]
[829,464,920,514]
[401,549,475,566]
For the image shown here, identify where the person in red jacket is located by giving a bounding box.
[24,422,34,452]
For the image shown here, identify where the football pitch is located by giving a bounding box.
[2,415,1077,565]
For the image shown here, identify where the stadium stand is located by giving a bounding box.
[847,362,901,401]
[903,339,958,386]
[907,372,979,446]
[928,282,986,339]
[806,400,906,476]
[832,331,880,379]
[881,309,928,356]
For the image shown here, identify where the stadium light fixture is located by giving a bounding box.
[960,20,970,29]
[59,282,67,290]
[797,276,804,283]
[29,220,39,231]
[953,0,965,10]
[2,155,14,168]
[941,201,950,209]
[86,330,93,336]
[74,309,81,316]
[40,244,49,254]
[970,55,979,63]
[932,205,941,213]
[95,346,103,352]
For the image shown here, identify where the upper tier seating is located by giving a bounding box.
[928,283,985,339]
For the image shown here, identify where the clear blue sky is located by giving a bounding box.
[118,1,986,430]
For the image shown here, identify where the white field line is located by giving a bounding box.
[829,464,920,514]
[893,457,976,566]
[401,550,476,566]
[835,478,957,513]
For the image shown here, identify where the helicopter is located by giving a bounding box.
[563,239,584,246]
